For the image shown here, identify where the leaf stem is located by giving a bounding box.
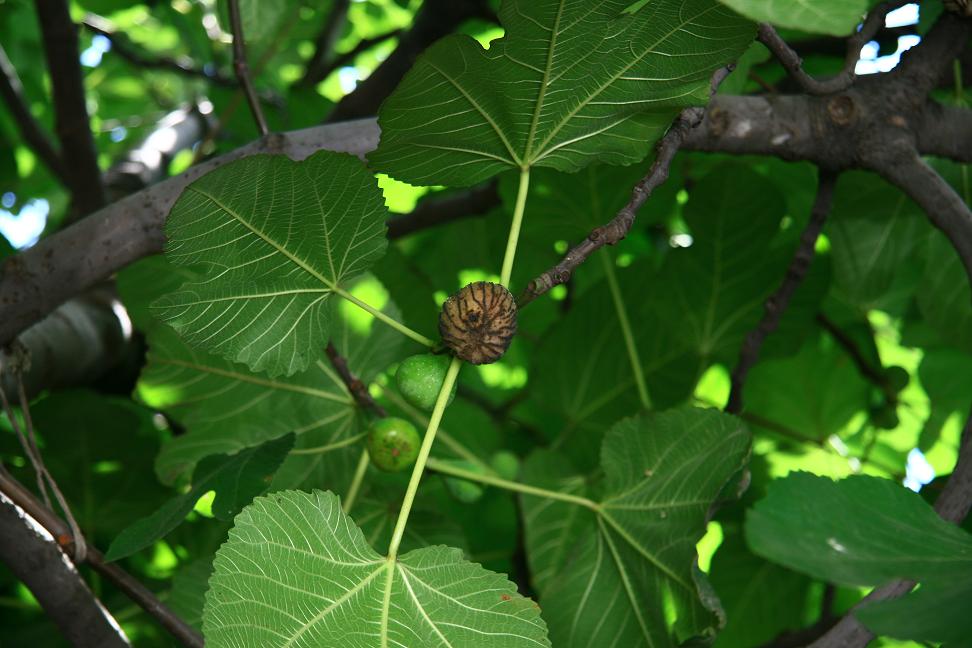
[333,287,435,348]
[342,448,370,513]
[600,250,651,409]
[386,356,462,559]
[425,457,599,511]
[500,168,531,288]
[291,432,366,456]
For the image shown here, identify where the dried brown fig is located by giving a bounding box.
[439,281,517,364]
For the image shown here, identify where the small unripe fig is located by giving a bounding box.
[442,460,486,503]
[439,281,517,365]
[870,405,899,430]
[396,354,456,412]
[490,451,519,481]
[884,366,909,393]
[367,417,421,472]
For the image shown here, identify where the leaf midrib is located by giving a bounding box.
[187,186,339,291]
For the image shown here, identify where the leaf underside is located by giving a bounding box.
[370,0,754,186]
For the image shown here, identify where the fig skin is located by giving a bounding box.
[439,281,517,365]
[366,417,421,472]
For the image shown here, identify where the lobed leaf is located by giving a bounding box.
[155,151,389,377]
[203,490,550,648]
[370,0,754,186]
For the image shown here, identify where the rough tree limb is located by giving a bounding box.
[33,0,107,216]
[0,117,379,347]
[756,0,912,96]
[0,489,130,647]
[0,468,203,647]
[82,15,236,88]
[0,43,67,184]
[518,66,735,306]
[298,0,351,87]
[726,172,837,414]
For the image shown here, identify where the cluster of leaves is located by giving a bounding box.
[1,0,971,647]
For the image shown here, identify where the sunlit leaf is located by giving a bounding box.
[203,490,550,647]
[370,0,753,186]
[716,0,869,36]
[155,151,389,377]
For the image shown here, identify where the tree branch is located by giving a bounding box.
[302,29,403,89]
[227,0,269,137]
[0,489,130,647]
[33,0,107,216]
[326,0,494,122]
[297,0,351,87]
[726,172,837,414]
[81,15,236,88]
[893,10,972,99]
[876,151,972,300]
[0,118,379,347]
[756,1,911,96]
[0,467,203,647]
[387,182,499,240]
[0,44,68,184]
[325,341,386,417]
[519,66,734,307]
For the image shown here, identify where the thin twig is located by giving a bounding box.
[297,0,351,87]
[33,0,107,216]
[0,44,68,184]
[227,0,269,137]
[82,15,237,88]
[518,65,734,307]
[815,314,892,395]
[325,341,386,417]
[757,0,911,95]
[726,172,837,414]
[304,29,403,88]
[0,468,203,647]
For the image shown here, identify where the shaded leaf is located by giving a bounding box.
[918,230,972,354]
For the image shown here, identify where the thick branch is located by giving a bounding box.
[726,172,836,414]
[33,0,107,215]
[0,44,68,183]
[0,118,379,347]
[756,1,911,95]
[297,0,351,87]
[0,468,203,647]
[82,15,236,88]
[893,10,972,99]
[387,182,499,240]
[228,0,269,137]
[0,490,129,647]
[327,0,493,122]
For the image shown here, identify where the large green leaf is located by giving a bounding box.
[369,0,754,186]
[745,472,972,587]
[140,324,353,484]
[827,172,926,310]
[105,434,294,561]
[855,572,972,647]
[203,490,550,648]
[155,151,389,377]
[521,407,751,647]
[716,0,869,36]
[918,230,972,354]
